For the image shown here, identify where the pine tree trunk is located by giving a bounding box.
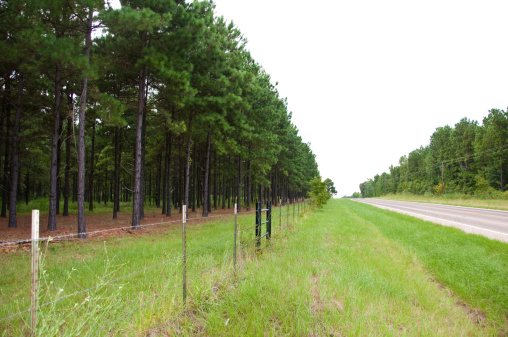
[165,131,172,216]
[77,8,93,239]
[140,93,148,220]
[48,63,62,230]
[113,127,120,219]
[202,132,211,217]
[8,73,23,228]
[25,168,29,205]
[247,145,251,211]
[56,117,62,215]
[274,166,278,206]
[63,107,72,216]
[221,156,226,209]
[88,120,95,212]
[156,152,161,209]
[0,77,9,218]
[213,151,217,210]
[259,180,263,206]
[132,64,147,229]
[207,162,212,213]
[184,117,193,219]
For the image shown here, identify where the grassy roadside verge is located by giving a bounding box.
[377,193,508,211]
[0,207,280,336]
[170,199,507,335]
[3,199,506,335]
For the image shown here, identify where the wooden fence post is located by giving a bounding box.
[31,210,40,336]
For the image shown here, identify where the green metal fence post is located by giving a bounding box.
[256,202,261,248]
[267,201,272,240]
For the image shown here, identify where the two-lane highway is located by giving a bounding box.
[353,199,508,243]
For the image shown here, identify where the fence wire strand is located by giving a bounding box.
[1,229,241,323]
[0,210,247,247]
[2,203,298,329]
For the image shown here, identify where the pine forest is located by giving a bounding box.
[0,0,321,237]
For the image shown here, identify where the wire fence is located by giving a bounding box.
[0,209,257,247]
[0,199,308,335]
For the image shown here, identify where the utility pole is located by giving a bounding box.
[441,162,444,194]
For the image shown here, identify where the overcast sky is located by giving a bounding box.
[112,0,508,197]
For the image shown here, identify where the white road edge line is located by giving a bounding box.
[367,199,508,214]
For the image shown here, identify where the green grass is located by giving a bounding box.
[2,199,507,336]
[167,199,507,336]
[0,204,297,336]
[378,193,508,211]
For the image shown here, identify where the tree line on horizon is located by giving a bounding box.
[0,0,321,237]
[356,109,508,199]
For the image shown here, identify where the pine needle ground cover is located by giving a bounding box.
[174,199,507,336]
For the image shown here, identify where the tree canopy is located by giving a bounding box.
[357,110,508,198]
[0,0,321,235]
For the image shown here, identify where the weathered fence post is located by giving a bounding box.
[182,205,187,305]
[31,210,40,336]
[234,203,237,275]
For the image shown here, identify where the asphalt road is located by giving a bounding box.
[353,199,508,243]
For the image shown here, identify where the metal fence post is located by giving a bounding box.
[267,201,271,240]
[31,210,39,336]
[234,203,237,275]
[279,199,282,230]
[182,205,187,305]
[255,202,261,248]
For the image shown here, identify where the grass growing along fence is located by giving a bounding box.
[3,198,507,335]
[167,199,507,335]
[0,201,302,336]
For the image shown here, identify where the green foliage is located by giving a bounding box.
[358,110,508,198]
[324,178,337,197]
[0,0,320,230]
[309,176,329,208]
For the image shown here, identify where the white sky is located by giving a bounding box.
[111,0,508,197]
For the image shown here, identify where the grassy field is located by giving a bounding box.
[1,199,507,336]
[377,193,508,211]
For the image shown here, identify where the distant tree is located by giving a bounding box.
[324,178,337,197]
